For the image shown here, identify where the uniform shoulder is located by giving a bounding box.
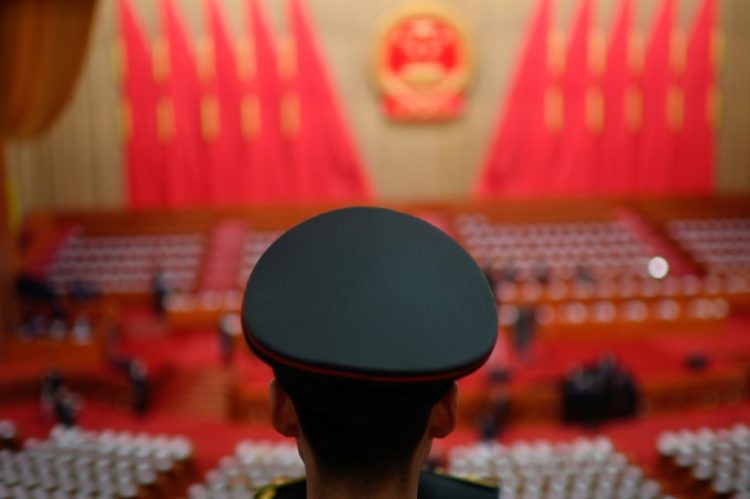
[418,471,498,498]
[254,478,306,499]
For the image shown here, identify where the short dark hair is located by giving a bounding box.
[274,367,452,482]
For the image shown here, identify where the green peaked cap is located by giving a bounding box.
[242,207,498,382]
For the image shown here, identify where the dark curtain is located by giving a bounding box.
[0,0,98,332]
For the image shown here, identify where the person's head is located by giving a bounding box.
[241,208,498,483]
[268,370,457,484]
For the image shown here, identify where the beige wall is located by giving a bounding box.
[7,0,749,213]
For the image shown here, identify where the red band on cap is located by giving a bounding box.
[245,331,490,383]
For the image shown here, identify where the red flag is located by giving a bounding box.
[158,0,206,205]
[635,0,680,193]
[599,0,638,194]
[118,0,164,207]
[475,0,557,197]
[678,0,717,193]
[283,0,372,201]
[244,0,288,202]
[203,0,244,203]
[554,0,600,194]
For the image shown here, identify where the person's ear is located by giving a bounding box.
[269,379,299,437]
[427,382,458,438]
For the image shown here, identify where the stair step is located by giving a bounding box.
[154,367,233,419]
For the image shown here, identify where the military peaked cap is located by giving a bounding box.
[242,207,498,383]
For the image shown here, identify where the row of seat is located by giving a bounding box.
[456,216,648,253]
[40,215,749,299]
[58,246,203,259]
[4,420,748,499]
[680,241,750,253]
[657,424,750,498]
[53,258,201,272]
[496,274,750,302]
[185,436,679,499]
[449,437,666,499]
[186,440,304,498]
[457,214,750,284]
[485,262,654,283]
[455,217,636,237]
[499,297,730,327]
[48,274,197,295]
[667,218,750,276]
[61,233,204,248]
[0,425,194,498]
[46,232,206,296]
[667,217,750,234]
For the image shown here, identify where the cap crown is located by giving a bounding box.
[242,207,498,381]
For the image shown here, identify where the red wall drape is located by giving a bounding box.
[634,0,679,193]
[203,0,244,203]
[677,0,717,194]
[159,0,207,205]
[281,0,372,201]
[120,0,371,207]
[245,0,288,202]
[476,0,555,198]
[477,0,718,198]
[120,0,165,207]
[599,0,638,195]
[555,0,599,194]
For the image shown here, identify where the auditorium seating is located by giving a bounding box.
[164,215,745,331]
[48,230,205,295]
[186,440,304,498]
[11,200,748,428]
[666,217,750,275]
[0,424,194,498]
[2,418,749,498]
[454,213,744,331]
[455,215,653,281]
[449,437,669,499]
[657,423,750,498]
[19,200,748,337]
[165,229,281,329]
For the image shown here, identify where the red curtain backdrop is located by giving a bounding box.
[477,0,718,198]
[245,0,287,202]
[202,0,244,203]
[476,0,556,197]
[677,0,718,194]
[554,0,599,194]
[119,0,164,207]
[120,0,718,204]
[120,0,370,207]
[159,0,208,205]
[598,0,638,195]
[282,0,372,201]
[634,0,679,193]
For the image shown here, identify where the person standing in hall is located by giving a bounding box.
[242,208,500,499]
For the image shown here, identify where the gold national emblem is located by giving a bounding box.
[373,2,473,122]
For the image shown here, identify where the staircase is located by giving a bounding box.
[616,208,701,276]
[198,221,247,292]
[155,367,234,420]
